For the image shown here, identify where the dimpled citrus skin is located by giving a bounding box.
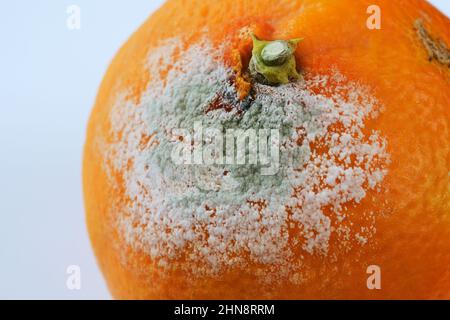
[83,0,450,299]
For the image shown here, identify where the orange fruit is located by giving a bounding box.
[83,0,450,299]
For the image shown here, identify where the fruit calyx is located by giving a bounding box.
[249,34,302,85]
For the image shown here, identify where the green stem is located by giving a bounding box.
[249,34,302,85]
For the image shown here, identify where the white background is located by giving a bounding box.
[0,0,448,299]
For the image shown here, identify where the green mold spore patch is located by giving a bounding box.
[104,37,390,282]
